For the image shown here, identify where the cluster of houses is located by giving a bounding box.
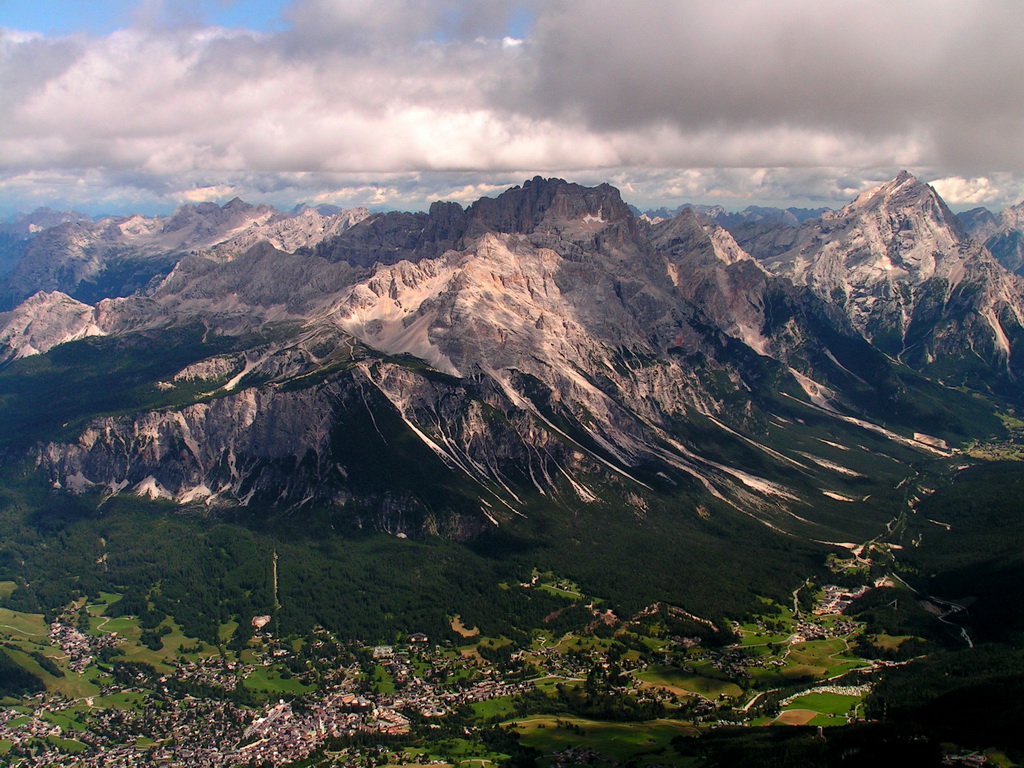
[813,585,871,616]
[0,694,249,767]
[0,581,888,767]
[168,656,244,691]
[48,621,118,673]
[0,707,65,754]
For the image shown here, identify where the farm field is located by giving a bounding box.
[635,665,743,700]
[512,715,699,766]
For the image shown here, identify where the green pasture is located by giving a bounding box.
[92,691,146,710]
[782,691,862,718]
[109,616,200,669]
[471,696,517,721]
[373,664,396,695]
[218,620,239,644]
[636,665,743,699]
[870,634,913,651]
[242,666,311,696]
[88,615,137,636]
[48,735,88,753]
[41,709,87,732]
[2,645,100,698]
[0,607,49,640]
[513,715,698,765]
[784,639,863,678]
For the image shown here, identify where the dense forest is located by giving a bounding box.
[0,459,824,648]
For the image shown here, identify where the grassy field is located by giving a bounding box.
[373,663,397,695]
[537,584,584,600]
[735,603,799,648]
[106,616,204,670]
[85,592,123,615]
[0,607,49,640]
[218,620,239,644]
[774,709,817,726]
[532,676,583,694]
[737,629,794,647]
[243,666,312,696]
[870,633,913,651]
[546,634,614,655]
[88,615,137,635]
[41,709,88,732]
[635,665,743,699]
[2,645,101,699]
[776,690,864,728]
[781,665,826,680]
[471,696,517,721]
[414,735,507,764]
[90,691,146,710]
[512,715,698,766]
[784,639,864,679]
[48,735,87,753]
[783,692,862,717]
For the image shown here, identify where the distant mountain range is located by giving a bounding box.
[0,200,370,310]
[958,200,1024,277]
[0,173,1021,548]
[640,196,1024,282]
[635,202,830,228]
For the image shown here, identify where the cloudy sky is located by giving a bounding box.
[2,0,1024,216]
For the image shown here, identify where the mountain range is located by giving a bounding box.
[0,173,1021,550]
[0,199,370,311]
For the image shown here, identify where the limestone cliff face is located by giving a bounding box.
[0,291,106,361]
[960,200,1024,276]
[0,200,368,311]
[8,175,1015,539]
[763,172,1024,375]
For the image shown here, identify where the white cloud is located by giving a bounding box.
[173,184,240,203]
[929,175,1024,208]
[2,1,1024,213]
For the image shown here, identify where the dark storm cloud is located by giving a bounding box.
[501,0,1024,172]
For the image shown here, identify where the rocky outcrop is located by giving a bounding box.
[960,201,1024,277]
[310,201,469,267]
[7,175,1014,540]
[0,291,106,361]
[762,172,1024,376]
[200,206,370,262]
[0,200,369,311]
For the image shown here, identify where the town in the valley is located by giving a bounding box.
[0,566,951,767]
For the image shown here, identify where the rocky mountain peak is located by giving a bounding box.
[8,175,1024,537]
[0,208,93,237]
[161,197,274,237]
[842,171,965,243]
[775,172,971,288]
[467,176,633,235]
[223,197,251,211]
[758,172,1024,370]
[0,290,106,361]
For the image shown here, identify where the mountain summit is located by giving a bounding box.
[762,172,1024,377]
[0,175,1016,546]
